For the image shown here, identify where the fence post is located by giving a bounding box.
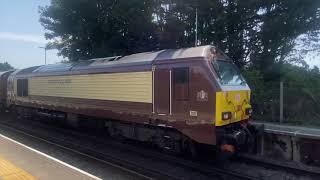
[280,81,284,123]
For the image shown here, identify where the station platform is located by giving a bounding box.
[252,122,320,140]
[0,133,101,180]
[252,121,320,167]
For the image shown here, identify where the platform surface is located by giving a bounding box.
[0,155,35,180]
[0,134,101,180]
[253,122,320,140]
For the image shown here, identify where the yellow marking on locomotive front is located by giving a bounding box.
[28,71,153,103]
[0,156,36,180]
[215,90,251,126]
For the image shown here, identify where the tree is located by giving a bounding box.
[252,0,320,79]
[154,0,320,72]
[40,0,320,72]
[40,0,157,61]
[0,62,14,72]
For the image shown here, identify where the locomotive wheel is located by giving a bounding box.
[182,139,198,159]
[108,126,125,141]
[66,113,80,129]
[157,135,182,155]
[16,107,31,121]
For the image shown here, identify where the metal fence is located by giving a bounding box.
[251,81,320,126]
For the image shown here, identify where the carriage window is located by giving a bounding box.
[17,79,22,96]
[23,79,28,96]
[173,68,189,100]
[17,79,28,97]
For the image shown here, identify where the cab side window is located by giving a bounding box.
[17,79,28,97]
[17,79,23,96]
[173,67,189,100]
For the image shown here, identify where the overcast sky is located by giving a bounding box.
[0,0,319,69]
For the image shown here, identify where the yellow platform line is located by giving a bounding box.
[0,156,36,180]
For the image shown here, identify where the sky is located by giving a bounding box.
[0,0,62,69]
[0,0,319,69]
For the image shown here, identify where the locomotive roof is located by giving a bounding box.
[16,45,225,76]
[0,71,8,76]
[0,70,14,77]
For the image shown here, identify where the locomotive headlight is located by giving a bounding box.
[245,108,253,116]
[222,112,232,120]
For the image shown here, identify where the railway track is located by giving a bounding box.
[0,114,257,180]
[1,113,319,180]
[0,120,175,180]
[236,153,320,179]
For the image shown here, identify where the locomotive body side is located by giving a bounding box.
[11,62,153,124]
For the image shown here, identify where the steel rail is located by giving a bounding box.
[237,153,320,179]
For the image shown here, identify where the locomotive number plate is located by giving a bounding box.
[190,111,198,117]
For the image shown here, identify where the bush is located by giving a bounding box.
[243,64,320,126]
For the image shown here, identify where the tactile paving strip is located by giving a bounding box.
[0,156,36,180]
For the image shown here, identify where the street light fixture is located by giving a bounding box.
[38,46,47,65]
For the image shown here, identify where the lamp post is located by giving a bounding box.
[186,5,199,47]
[195,7,198,47]
[38,46,47,65]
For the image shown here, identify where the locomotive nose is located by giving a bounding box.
[215,90,252,127]
[216,90,254,154]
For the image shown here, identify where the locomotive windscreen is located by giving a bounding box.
[212,60,247,86]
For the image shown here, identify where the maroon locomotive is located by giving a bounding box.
[0,45,254,155]
[0,71,13,110]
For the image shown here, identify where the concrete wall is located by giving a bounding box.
[258,129,320,167]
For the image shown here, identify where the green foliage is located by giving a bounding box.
[0,62,14,72]
[40,0,157,61]
[244,64,320,126]
[40,0,320,66]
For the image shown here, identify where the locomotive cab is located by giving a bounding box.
[209,50,254,153]
[213,60,252,126]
